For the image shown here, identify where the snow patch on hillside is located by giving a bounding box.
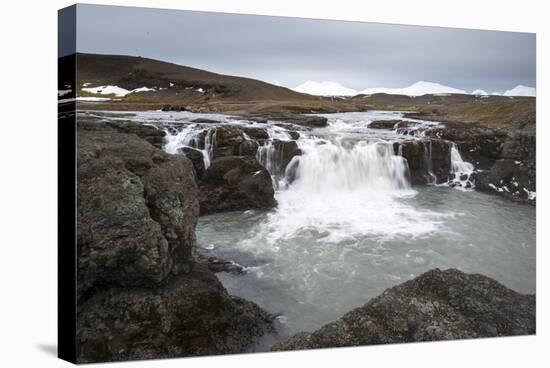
[81,85,156,97]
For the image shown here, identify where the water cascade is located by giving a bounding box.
[448,143,475,189]
[163,125,216,168]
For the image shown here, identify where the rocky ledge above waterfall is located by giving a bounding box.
[271,268,535,351]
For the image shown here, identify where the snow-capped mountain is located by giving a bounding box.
[359,81,467,96]
[292,81,358,96]
[291,80,536,98]
[471,89,489,96]
[503,85,536,97]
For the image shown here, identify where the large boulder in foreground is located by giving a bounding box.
[272,269,535,351]
[77,128,200,298]
[77,122,274,362]
[77,263,273,363]
[199,156,276,214]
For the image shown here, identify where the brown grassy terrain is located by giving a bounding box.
[73,53,535,130]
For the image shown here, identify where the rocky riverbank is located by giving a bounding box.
[367,118,536,204]
[428,122,536,203]
[76,121,275,363]
[272,269,535,351]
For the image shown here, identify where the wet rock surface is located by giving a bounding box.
[369,119,414,130]
[271,268,535,351]
[397,139,450,184]
[199,156,276,214]
[76,121,274,363]
[212,126,259,158]
[258,139,302,180]
[177,146,206,180]
[427,123,535,203]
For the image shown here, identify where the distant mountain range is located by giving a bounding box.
[292,80,536,97]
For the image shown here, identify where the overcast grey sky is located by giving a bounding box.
[72,4,535,92]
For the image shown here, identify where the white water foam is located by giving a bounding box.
[448,143,475,190]
[257,132,449,244]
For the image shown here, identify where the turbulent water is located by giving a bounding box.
[83,109,536,341]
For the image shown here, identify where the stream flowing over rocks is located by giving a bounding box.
[76,109,535,358]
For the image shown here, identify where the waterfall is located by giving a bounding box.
[257,140,293,190]
[421,140,437,184]
[257,141,278,180]
[261,137,440,244]
[291,138,410,193]
[448,143,475,189]
[163,125,215,168]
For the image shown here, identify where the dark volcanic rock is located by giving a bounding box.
[287,131,301,140]
[77,122,274,362]
[78,263,273,363]
[243,127,270,144]
[162,105,186,112]
[397,139,450,184]
[102,121,166,149]
[428,123,536,203]
[476,131,536,203]
[428,125,506,170]
[430,139,452,183]
[178,147,206,180]
[258,140,302,179]
[213,126,259,158]
[297,115,328,127]
[77,129,199,298]
[398,140,432,185]
[191,118,223,124]
[199,156,276,214]
[273,140,301,172]
[195,253,246,274]
[247,113,328,128]
[271,269,535,351]
[476,159,536,203]
[369,120,414,130]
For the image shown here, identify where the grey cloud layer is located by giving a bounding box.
[74,4,535,92]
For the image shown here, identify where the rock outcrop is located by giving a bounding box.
[369,120,414,130]
[78,264,273,363]
[397,139,450,184]
[104,120,167,149]
[212,126,259,158]
[243,127,270,144]
[272,269,535,351]
[177,147,206,180]
[76,121,273,363]
[427,123,536,203]
[257,139,302,180]
[199,156,276,214]
[246,113,328,128]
